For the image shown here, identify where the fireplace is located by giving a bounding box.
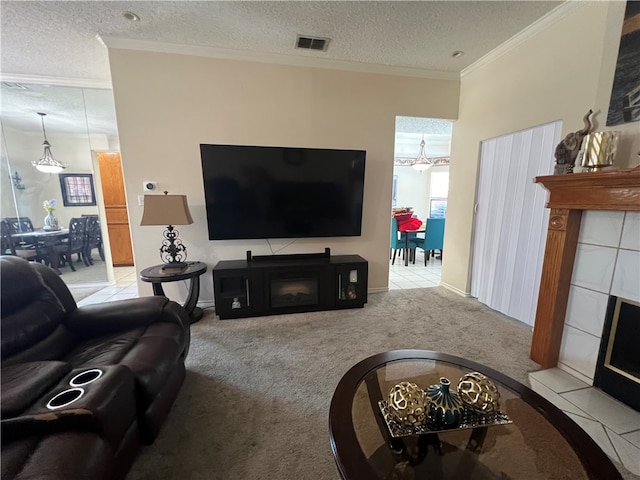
[531,168,640,368]
[270,273,319,308]
[594,297,640,411]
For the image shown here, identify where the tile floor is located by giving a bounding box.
[70,266,138,307]
[72,265,639,476]
[529,368,640,475]
[389,250,442,289]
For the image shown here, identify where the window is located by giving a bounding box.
[429,171,449,218]
[59,173,96,206]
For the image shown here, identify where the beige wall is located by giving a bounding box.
[443,2,640,295]
[107,50,460,303]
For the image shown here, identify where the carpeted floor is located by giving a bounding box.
[127,287,637,480]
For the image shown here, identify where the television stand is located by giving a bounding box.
[212,250,367,319]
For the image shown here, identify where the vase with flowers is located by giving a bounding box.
[42,199,60,231]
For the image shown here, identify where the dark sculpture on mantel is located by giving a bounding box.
[554,109,594,175]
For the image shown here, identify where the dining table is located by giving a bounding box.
[11,228,69,273]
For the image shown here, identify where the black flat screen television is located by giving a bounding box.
[200,144,366,240]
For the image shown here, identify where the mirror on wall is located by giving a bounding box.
[1,83,120,285]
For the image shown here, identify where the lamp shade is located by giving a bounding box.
[140,194,193,226]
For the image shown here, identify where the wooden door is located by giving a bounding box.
[97,152,134,266]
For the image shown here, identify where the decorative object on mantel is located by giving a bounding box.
[42,199,60,231]
[31,113,68,174]
[580,131,621,172]
[140,191,194,271]
[378,375,512,438]
[553,109,593,175]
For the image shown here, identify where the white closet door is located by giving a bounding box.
[470,121,561,326]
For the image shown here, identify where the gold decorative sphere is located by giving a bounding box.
[457,372,501,414]
[388,382,428,428]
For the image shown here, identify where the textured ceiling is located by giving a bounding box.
[0,1,562,142]
[0,1,562,83]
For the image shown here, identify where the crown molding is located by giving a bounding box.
[98,35,459,81]
[461,1,582,78]
[0,73,111,90]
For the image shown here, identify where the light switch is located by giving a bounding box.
[138,195,144,206]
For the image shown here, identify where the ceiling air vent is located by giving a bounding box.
[295,35,330,52]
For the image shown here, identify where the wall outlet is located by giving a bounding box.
[143,181,158,192]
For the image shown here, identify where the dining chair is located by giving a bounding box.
[53,217,88,271]
[390,217,420,265]
[413,218,445,266]
[3,216,35,234]
[0,219,40,262]
[82,214,105,265]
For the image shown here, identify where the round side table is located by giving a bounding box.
[139,261,207,323]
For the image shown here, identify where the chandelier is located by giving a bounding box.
[412,137,432,171]
[31,113,67,173]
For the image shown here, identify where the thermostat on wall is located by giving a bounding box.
[143,181,158,192]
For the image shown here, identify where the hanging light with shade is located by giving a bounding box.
[412,136,433,172]
[31,112,67,173]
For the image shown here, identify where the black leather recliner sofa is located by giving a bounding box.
[0,256,191,479]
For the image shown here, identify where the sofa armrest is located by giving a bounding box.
[2,365,136,447]
[1,408,99,442]
[63,296,188,338]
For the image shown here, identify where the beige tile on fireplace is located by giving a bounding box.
[620,212,640,252]
[611,249,640,303]
[607,428,640,476]
[565,412,620,460]
[559,325,600,380]
[565,286,609,337]
[528,377,594,418]
[578,210,625,247]
[529,367,589,393]
[621,429,640,449]
[572,244,617,293]
[562,388,640,436]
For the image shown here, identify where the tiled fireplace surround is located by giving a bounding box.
[531,168,640,375]
[558,209,639,385]
[528,168,640,475]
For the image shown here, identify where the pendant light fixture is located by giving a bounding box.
[412,136,433,172]
[32,112,67,173]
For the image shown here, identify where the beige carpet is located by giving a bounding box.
[127,287,636,480]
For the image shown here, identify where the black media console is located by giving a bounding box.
[212,249,368,319]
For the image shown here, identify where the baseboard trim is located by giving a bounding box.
[440,282,471,297]
[369,287,389,294]
[197,300,215,309]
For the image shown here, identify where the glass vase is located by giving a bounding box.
[43,212,59,231]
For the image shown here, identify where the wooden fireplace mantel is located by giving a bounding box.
[530,167,640,368]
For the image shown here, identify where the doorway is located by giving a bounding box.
[96,152,134,266]
[389,116,452,290]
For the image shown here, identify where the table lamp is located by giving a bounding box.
[140,191,193,270]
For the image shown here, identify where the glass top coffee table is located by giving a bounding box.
[329,350,622,480]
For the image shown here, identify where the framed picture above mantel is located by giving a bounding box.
[59,173,97,206]
[606,1,640,126]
